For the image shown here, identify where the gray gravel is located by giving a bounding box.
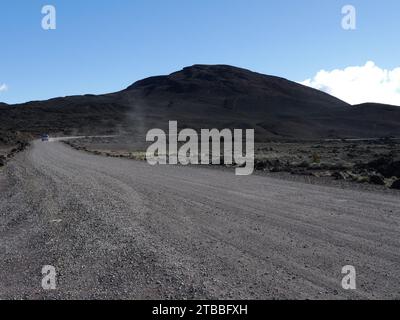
[0,140,399,300]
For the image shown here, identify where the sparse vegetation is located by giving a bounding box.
[311,152,321,164]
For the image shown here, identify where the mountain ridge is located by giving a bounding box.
[1,64,399,140]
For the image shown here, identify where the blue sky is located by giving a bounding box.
[1,0,399,104]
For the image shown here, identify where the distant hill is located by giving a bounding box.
[1,64,400,140]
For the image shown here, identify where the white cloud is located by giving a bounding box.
[0,83,8,93]
[301,61,400,106]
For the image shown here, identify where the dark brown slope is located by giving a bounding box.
[1,64,400,140]
[126,64,349,112]
[0,95,131,135]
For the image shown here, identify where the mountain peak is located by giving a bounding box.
[126,64,348,109]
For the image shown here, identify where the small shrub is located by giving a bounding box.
[311,152,321,163]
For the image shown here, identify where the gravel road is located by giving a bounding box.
[0,140,399,299]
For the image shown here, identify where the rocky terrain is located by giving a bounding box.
[0,131,31,168]
[253,140,400,190]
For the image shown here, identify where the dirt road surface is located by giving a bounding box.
[0,140,399,299]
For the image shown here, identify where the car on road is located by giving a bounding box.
[41,134,50,142]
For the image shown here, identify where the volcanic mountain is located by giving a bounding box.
[1,64,400,140]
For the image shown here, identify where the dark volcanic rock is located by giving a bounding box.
[390,179,400,190]
[369,175,385,185]
[332,171,348,180]
[254,160,269,171]
[359,157,400,178]
[0,155,6,167]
